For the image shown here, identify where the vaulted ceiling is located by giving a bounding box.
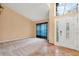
[4,3,49,21]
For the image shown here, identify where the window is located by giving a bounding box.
[36,22,47,39]
[56,3,78,16]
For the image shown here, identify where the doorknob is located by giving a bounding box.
[60,30,62,36]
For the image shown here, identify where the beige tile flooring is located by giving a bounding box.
[0,38,79,56]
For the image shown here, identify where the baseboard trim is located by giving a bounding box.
[0,37,34,43]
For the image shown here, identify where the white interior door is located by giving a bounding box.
[63,17,74,49]
[55,18,65,46]
[78,3,79,12]
[76,15,79,51]
[70,15,79,51]
[63,16,79,50]
[78,15,79,51]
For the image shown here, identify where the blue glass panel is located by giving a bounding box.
[36,23,47,38]
[41,24,47,36]
[36,25,41,35]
